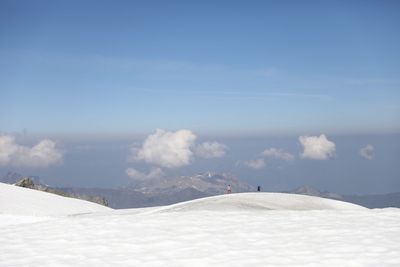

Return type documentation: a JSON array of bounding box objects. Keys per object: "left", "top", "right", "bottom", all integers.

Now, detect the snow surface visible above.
[
  {"left": 150, "top": 192, "right": 366, "bottom": 212},
  {"left": 1, "top": 182, "right": 400, "bottom": 266},
  {"left": 0, "top": 182, "right": 111, "bottom": 217}
]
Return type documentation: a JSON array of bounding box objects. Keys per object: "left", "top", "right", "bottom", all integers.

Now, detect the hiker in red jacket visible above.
[{"left": 226, "top": 184, "right": 232, "bottom": 194}]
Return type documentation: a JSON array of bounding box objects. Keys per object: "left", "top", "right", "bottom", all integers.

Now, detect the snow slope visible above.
[
  {"left": 150, "top": 192, "right": 366, "bottom": 213},
  {"left": 1, "top": 183, "right": 400, "bottom": 266},
  {"left": 0, "top": 182, "right": 111, "bottom": 217}
]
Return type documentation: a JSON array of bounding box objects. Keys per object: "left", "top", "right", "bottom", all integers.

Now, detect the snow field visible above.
[
  {"left": 1, "top": 208, "right": 400, "bottom": 266},
  {"left": 0, "top": 182, "right": 112, "bottom": 217},
  {"left": 1, "top": 183, "right": 400, "bottom": 266}
]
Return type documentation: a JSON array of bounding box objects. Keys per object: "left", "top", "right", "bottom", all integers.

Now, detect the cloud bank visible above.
[
  {"left": 0, "top": 135, "right": 63, "bottom": 167},
  {"left": 132, "top": 129, "right": 197, "bottom": 168},
  {"left": 360, "top": 144, "right": 374, "bottom": 160},
  {"left": 130, "top": 129, "right": 228, "bottom": 171},
  {"left": 299, "top": 134, "right": 336, "bottom": 160},
  {"left": 261, "top": 148, "right": 294, "bottom": 161},
  {"left": 195, "top": 141, "right": 227, "bottom": 159}
]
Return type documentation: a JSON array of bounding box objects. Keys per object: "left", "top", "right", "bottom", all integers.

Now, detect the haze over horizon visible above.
[{"left": 1, "top": 0, "right": 399, "bottom": 194}]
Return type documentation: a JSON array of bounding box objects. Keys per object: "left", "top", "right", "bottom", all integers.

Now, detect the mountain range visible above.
[
  {"left": 1, "top": 172, "right": 399, "bottom": 209},
  {"left": 1, "top": 171, "right": 253, "bottom": 208}
]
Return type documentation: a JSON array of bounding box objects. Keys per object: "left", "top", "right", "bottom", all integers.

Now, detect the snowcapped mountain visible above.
[
  {"left": 4, "top": 172, "right": 400, "bottom": 209},
  {"left": 61, "top": 172, "right": 255, "bottom": 208},
  {"left": 1, "top": 171, "right": 254, "bottom": 209},
  {"left": 133, "top": 171, "right": 254, "bottom": 195}
]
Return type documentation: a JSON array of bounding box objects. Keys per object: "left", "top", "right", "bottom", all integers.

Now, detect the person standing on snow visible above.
[{"left": 226, "top": 184, "right": 232, "bottom": 194}]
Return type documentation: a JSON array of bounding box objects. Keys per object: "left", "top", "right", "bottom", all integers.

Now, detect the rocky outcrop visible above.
[
  {"left": 14, "top": 177, "right": 109, "bottom": 207},
  {"left": 15, "top": 177, "right": 35, "bottom": 188}
]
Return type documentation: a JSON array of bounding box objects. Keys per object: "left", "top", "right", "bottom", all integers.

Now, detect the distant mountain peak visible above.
[
  {"left": 293, "top": 185, "right": 321, "bottom": 196},
  {"left": 1, "top": 172, "right": 44, "bottom": 185},
  {"left": 133, "top": 172, "right": 254, "bottom": 195}
]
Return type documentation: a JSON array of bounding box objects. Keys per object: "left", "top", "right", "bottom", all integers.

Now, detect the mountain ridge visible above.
[{"left": 2, "top": 172, "right": 400, "bottom": 209}]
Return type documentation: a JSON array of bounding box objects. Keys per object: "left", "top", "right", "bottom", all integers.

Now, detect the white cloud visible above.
[
  {"left": 360, "top": 144, "right": 374, "bottom": 160},
  {"left": 299, "top": 134, "right": 336, "bottom": 160},
  {"left": 261, "top": 148, "right": 294, "bottom": 161},
  {"left": 125, "top": 167, "right": 164, "bottom": 180},
  {"left": 244, "top": 158, "right": 266, "bottom": 169},
  {"left": 195, "top": 141, "right": 227, "bottom": 159},
  {"left": 132, "top": 129, "right": 197, "bottom": 168},
  {"left": 0, "top": 135, "right": 63, "bottom": 168}
]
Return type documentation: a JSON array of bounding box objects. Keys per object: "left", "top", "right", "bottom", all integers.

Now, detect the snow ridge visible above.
[
  {"left": 149, "top": 192, "right": 366, "bottom": 213},
  {"left": 0, "top": 182, "right": 111, "bottom": 217}
]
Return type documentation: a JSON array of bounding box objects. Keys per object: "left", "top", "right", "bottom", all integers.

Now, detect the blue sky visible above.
[
  {"left": 1, "top": 0, "right": 399, "bottom": 135},
  {"left": 0, "top": 1, "right": 399, "bottom": 193}
]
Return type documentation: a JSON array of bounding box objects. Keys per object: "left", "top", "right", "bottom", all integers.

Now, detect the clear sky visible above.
[
  {"left": 0, "top": 1, "right": 399, "bottom": 193},
  {"left": 1, "top": 0, "right": 399, "bottom": 135}
]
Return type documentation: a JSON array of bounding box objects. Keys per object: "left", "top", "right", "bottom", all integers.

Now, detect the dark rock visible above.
[{"left": 13, "top": 177, "right": 109, "bottom": 207}]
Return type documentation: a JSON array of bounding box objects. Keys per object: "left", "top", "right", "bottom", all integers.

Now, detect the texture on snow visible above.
[
  {"left": 150, "top": 192, "right": 366, "bottom": 213},
  {"left": 0, "top": 182, "right": 111, "bottom": 217},
  {"left": 1, "top": 182, "right": 400, "bottom": 266}
]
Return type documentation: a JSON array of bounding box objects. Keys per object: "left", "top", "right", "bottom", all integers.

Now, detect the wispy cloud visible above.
[
  {"left": 195, "top": 141, "right": 227, "bottom": 159},
  {"left": 360, "top": 144, "right": 374, "bottom": 160},
  {"left": 244, "top": 158, "right": 266, "bottom": 169},
  {"left": 261, "top": 148, "right": 295, "bottom": 161},
  {"left": 142, "top": 89, "right": 333, "bottom": 100},
  {"left": 344, "top": 78, "right": 400, "bottom": 86},
  {"left": 4, "top": 51, "right": 337, "bottom": 102},
  {"left": 265, "top": 92, "right": 333, "bottom": 100}
]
